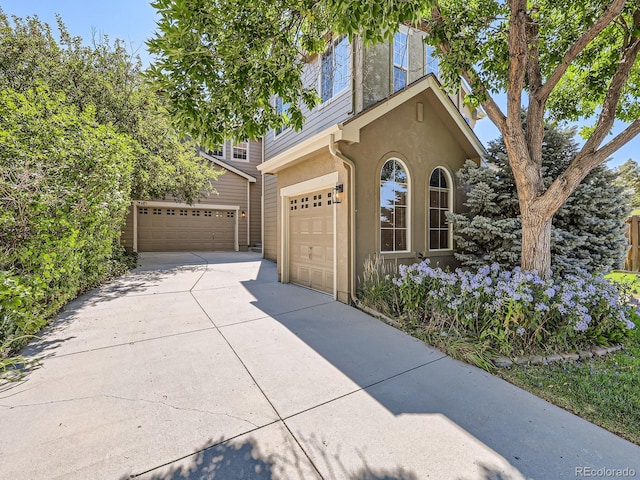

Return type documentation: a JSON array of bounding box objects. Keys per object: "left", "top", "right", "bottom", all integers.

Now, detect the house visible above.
[
  {"left": 121, "top": 139, "right": 263, "bottom": 252},
  {"left": 258, "top": 26, "right": 485, "bottom": 303}
]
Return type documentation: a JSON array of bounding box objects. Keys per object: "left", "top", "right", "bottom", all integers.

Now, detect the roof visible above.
[
  {"left": 259, "top": 75, "right": 486, "bottom": 174},
  {"left": 199, "top": 150, "right": 257, "bottom": 183}
]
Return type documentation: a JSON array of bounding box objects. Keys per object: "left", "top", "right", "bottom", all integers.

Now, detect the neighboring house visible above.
[
  {"left": 121, "top": 139, "right": 263, "bottom": 252},
  {"left": 258, "top": 27, "right": 485, "bottom": 303}
]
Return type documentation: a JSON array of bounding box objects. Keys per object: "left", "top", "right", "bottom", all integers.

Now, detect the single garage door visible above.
[
  {"left": 137, "top": 206, "right": 236, "bottom": 251},
  {"left": 289, "top": 189, "right": 334, "bottom": 294}
]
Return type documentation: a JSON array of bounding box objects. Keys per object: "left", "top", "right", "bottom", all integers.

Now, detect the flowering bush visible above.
[{"left": 393, "top": 260, "right": 637, "bottom": 356}]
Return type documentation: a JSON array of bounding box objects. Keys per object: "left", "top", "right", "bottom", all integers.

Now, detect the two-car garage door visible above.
[
  {"left": 288, "top": 189, "right": 334, "bottom": 294},
  {"left": 137, "top": 206, "right": 236, "bottom": 251}
]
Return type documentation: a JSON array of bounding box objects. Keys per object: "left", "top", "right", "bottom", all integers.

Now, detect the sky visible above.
[{"left": 1, "top": 0, "right": 637, "bottom": 168}]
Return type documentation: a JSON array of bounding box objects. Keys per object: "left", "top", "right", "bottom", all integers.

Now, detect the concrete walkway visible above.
[{"left": 1, "top": 252, "right": 638, "bottom": 480}]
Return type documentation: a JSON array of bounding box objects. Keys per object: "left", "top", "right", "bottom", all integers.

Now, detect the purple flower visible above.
[{"left": 574, "top": 320, "right": 589, "bottom": 332}]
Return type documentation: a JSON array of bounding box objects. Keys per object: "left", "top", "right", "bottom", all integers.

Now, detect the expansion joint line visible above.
[{"left": 189, "top": 282, "right": 326, "bottom": 480}]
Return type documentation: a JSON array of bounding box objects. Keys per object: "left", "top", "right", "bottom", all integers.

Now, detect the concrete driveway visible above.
[{"left": 1, "top": 252, "right": 638, "bottom": 480}]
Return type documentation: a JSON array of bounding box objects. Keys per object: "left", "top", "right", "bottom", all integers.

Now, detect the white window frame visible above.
[
  {"left": 428, "top": 166, "right": 454, "bottom": 252},
  {"left": 393, "top": 30, "right": 409, "bottom": 93},
  {"left": 380, "top": 158, "right": 411, "bottom": 254},
  {"left": 319, "top": 35, "right": 350, "bottom": 105},
  {"left": 232, "top": 140, "right": 249, "bottom": 161}
]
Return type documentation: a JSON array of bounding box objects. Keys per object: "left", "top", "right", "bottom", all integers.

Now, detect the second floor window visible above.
[
  {"left": 233, "top": 141, "right": 247, "bottom": 160},
  {"left": 321, "top": 36, "right": 349, "bottom": 103},
  {"left": 211, "top": 145, "right": 224, "bottom": 157},
  {"left": 393, "top": 31, "right": 408, "bottom": 92},
  {"left": 425, "top": 44, "right": 439, "bottom": 77},
  {"left": 275, "top": 97, "right": 290, "bottom": 136}
]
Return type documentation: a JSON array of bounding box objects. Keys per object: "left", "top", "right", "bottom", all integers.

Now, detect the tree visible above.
[
  {"left": 615, "top": 159, "right": 640, "bottom": 210},
  {"left": 449, "top": 123, "right": 630, "bottom": 275},
  {"left": 0, "top": 11, "right": 221, "bottom": 204},
  {"left": 147, "top": 0, "right": 640, "bottom": 274}
]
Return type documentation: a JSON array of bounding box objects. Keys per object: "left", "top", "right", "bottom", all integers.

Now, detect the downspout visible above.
[
  {"left": 246, "top": 179, "right": 251, "bottom": 248},
  {"left": 329, "top": 134, "right": 358, "bottom": 305},
  {"left": 261, "top": 137, "right": 265, "bottom": 258}
]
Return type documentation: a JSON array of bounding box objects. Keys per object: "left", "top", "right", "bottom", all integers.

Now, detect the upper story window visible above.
[
  {"left": 321, "top": 36, "right": 350, "bottom": 103},
  {"left": 393, "top": 31, "right": 409, "bottom": 92},
  {"left": 233, "top": 141, "right": 248, "bottom": 160},
  {"left": 429, "top": 167, "right": 452, "bottom": 251},
  {"left": 380, "top": 159, "right": 410, "bottom": 252},
  {"left": 275, "top": 97, "right": 290, "bottom": 136},
  {"left": 425, "top": 44, "right": 439, "bottom": 77},
  {"left": 211, "top": 144, "right": 224, "bottom": 157}
]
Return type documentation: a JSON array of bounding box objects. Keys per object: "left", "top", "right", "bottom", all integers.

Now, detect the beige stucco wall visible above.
[{"left": 340, "top": 88, "right": 479, "bottom": 287}]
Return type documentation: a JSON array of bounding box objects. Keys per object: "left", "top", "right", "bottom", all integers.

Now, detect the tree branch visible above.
[
  {"left": 541, "top": 118, "right": 640, "bottom": 215},
  {"left": 536, "top": 0, "right": 626, "bottom": 103},
  {"left": 580, "top": 23, "right": 640, "bottom": 154},
  {"left": 506, "top": 0, "right": 527, "bottom": 118},
  {"left": 525, "top": 8, "right": 544, "bottom": 168}
]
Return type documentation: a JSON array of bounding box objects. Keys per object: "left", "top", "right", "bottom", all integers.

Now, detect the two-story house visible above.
[
  {"left": 258, "top": 26, "right": 485, "bottom": 303},
  {"left": 121, "top": 139, "right": 263, "bottom": 253}
]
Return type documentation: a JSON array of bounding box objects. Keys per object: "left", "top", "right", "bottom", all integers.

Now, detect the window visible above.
[
  {"left": 424, "top": 44, "right": 439, "bottom": 77},
  {"left": 226, "top": 211, "right": 235, "bottom": 218},
  {"left": 211, "top": 145, "right": 224, "bottom": 157},
  {"left": 179, "top": 209, "right": 188, "bottom": 216},
  {"left": 153, "top": 208, "right": 162, "bottom": 215},
  {"left": 380, "top": 159, "right": 409, "bottom": 252},
  {"left": 275, "top": 97, "right": 290, "bottom": 136},
  {"left": 321, "top": 36, "right": 349, "bottom": 103},
  {"left": 233, "top": 141, "right": 248, "bottom": 160},
  {"left": 429, "top": 167, "right": 452, "bottom": 250},
  {"left": 393, "top": 31, "right": 408, "bottom": 92}
]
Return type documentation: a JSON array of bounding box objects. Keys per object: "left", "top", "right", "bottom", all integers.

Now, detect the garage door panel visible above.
[
  {"left": 137, "top": 206, "right": 236, "bottom": 252},
  {"left": 288, "top": 188, "right": 334, "bottom": 295}
]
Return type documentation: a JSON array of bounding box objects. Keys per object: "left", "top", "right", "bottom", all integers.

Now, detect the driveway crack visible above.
[{"left": 0, "top": 394, "right": 261, "bottom": 428}]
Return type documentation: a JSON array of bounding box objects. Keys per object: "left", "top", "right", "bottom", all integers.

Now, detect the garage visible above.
[
  {"left": 288, "top": 188, "right": 334, "bottom": 294},
  {"left": 135, "top": 204, "right": 237, "bottom": 252}
]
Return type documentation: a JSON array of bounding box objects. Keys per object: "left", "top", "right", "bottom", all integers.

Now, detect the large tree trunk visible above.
[{"left": 520, "top": 209, "right": 553, "bottom": 274}]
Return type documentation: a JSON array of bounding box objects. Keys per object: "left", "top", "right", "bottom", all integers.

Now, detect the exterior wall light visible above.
[
  {"left": 241, "top": 210, "right": 247, "bottom": 218},
  {"left": 333, "top": 184, "right": 344, "bottom": 204}
]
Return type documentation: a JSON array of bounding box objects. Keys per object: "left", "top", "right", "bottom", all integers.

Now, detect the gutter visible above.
[{"left": 328, "top": 134, "right": 358, "bottom": 305}]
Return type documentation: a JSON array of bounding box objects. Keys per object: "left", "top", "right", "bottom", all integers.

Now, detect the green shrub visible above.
[
  {"left": 0, "top": 87, "right": 136, "bottom": 362},
  {"left": 358, "top": 255, "right": 402, "bottom": 317}
]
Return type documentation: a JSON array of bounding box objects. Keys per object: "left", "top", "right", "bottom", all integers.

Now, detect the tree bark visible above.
[{"left": 520, "top": 208, "right": 553, "bottom": 274}]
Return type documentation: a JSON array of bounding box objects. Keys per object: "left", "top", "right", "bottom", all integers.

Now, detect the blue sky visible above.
[{"left": 1, "top": 0, "right": 637, "bottom": 167}]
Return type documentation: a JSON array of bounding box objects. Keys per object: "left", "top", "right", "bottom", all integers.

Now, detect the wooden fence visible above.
[{"left": 625, "top": 216, "right": 640, "bottom": 271}]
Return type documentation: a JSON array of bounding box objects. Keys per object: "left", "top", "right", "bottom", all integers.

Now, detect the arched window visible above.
[
  {"left": 429, "top": 167, "right": 452, "bottom": 250},
  {"left": 380, "top": 159, "right": 409, "bottom": 252}
]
